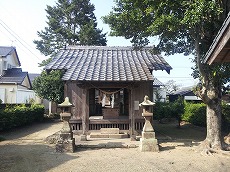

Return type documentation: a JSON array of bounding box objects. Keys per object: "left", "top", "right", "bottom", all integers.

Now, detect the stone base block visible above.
[
  {"left": 140, "top": 138, "right": 159, "bottom": 152},
  {"left": 142, "top": 131, "right": 155, "bottom": 139},
  {"left": 56, "top": 138, "right": 75, "bottom": 153},
  {"left": 59, "top": 133, "right": 73, "bottom": 140},
  {"left": 80, "top": 135, "right": 87, "bottom": 141}
]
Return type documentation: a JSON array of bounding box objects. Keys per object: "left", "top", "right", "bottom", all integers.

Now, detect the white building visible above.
[{"left": 0, "top": 46, "right": 38, "bottom": 104}]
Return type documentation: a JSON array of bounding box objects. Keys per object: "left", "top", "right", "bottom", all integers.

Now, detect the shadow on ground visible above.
[
  {"left": 0, "top": 144, "right": 76, "bottom": 172},
  {"left": 0, "top": 119, "right": 61, "bottom": 140}
]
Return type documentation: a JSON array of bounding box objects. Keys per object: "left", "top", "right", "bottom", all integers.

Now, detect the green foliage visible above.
[
  {"left": 0, "top": 104, "right": 44, "bottom": 131},
  {"left": 103, "top": 0, "right": 226, "bottom": 55},
  {"left": 153, "top": 97, "right": 184, "bottom": 126},
  {"left": 103, "top": 0, "right": 230, "bottom": 91},
  {"left": 153, "top": 102, "right": 171, "bottom": 120},
  {"left": 154, "top": 100, "right": 230, "bottom": 129},
  {"left": 182, "top": 102, "right": 206, "bottom": 127},
  {"left": 222, "top": 104, "right": 230, "bottom": 131},
  {"left": 34, "top": 0, "right": 107, "bottom": 56},
  {"left": 32, "top": 70, "right": 64, "bottom": 103}
]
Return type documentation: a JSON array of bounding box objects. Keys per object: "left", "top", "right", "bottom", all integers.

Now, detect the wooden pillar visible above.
[
  {"left": 82, "top": 88, "right": 89, "bottom": 135},
  {"left": 129, "top": 88, "right": 135, "bottom": 136},
  {"left": 64, "top": 81, "right": 68, "bottom": 98}
]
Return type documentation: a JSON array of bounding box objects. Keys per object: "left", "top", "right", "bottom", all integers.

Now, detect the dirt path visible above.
[{"left": 0, "top": 121, "right": 230, "bottom": 172}]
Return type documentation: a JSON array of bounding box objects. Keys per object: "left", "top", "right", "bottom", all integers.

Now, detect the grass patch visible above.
[{"left": 154, "top": 120, "right": 206, "bottom": 141}]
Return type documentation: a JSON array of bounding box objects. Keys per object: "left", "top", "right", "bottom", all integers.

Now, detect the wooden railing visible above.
[
  {"left": 69, "top": 118, "right": 145, "bottom": 132},
  {"left": 70, "top": 119, "right": 82, "bottom": 131}
]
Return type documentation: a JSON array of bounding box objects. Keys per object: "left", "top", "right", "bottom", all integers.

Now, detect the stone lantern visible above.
[
  {"left": 139, "top": 95, "right": 159, "bottom": 152},
  {"left": 56, "top": 97, "right": 75, "bottom": 152}
]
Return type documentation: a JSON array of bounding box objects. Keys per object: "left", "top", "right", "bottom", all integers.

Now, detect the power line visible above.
[
  {"left": 0, "top": 19, "right": 42, "bottom": 61},
  {"left": 154, "top": 76, "right": 194, "bottom": 79}
]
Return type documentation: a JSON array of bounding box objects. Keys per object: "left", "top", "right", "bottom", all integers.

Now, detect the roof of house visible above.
[
  {"left": 45, "top": 46, "right": 172, "bottom": 81},
  {"left": 204, "top": 12, "right": 230, "bottom": 64},
  {"left": 169, "top": 86, "right": 194, "bottom": 96},
  {"left": 0, "top": 46, "right": 21, "bottom": 66},
  {"left": 0, "top": 68, "right": 30, "bottom": 85},
  {"left": 153, "top": 78, "right": 164, "bottom": 87},
  {"left": 28, "top": 73, "right": 40, "bottom": 83}
]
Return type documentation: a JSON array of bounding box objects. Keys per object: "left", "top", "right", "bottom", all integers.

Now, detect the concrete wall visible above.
[
  {"left": 0, "top": 84, "right": 37, "bottom": 104},
  {"left": 0, "top": 84, "right": 17, "bottom": 103}
]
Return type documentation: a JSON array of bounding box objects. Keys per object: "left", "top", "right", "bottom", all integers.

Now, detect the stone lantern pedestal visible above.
[
  {"left": 56, "top": 97, "right": 75, "bottom": 153},
  {"left": 139, "top": 96, "right": 159, "bottom": 152}
]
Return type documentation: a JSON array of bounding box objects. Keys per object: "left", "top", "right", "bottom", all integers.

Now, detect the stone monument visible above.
[
  {"left": 56, "top": 97, "right": 75, "bottom": 153},
  {"left": 139, "top": 95, "right": 159, "bottom": 152}
]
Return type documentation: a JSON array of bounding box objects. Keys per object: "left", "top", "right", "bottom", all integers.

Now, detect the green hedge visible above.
[
  {"left": 154, "top": 101, "right": 230, "bottom": 130},
  {"left": 0, "top": 104, "right": 44, "bottom": 131},
  {"left": 153, "top": 102, "right": 172, "bottom": 120},
  {"left": 153, "top": 97, "right": 184, "bottom": 125},
  {"left": 182, "top": 102, "right": 206, "bottom": 127}
]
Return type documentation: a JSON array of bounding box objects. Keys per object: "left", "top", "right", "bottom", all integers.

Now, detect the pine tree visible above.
[{"left": 34, "top": 0, "right": 107, "bottom": 57}]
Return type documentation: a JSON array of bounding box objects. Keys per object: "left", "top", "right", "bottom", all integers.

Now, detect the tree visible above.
[
  {"left": 103, "top": 0, "right": 230, "bottom": 152},
  {"left": 34, "top": 0, "right": 107, "bottom": 57},
  {"left": 165, "top": 80, "right": 180, "bottom": 94},
  {"left": 33, "top": 70, "right": 64, "bottom": 103},
  {"left": 33, "top": 0, "right": 107, "bottom": 103},
  {"left": 171, "top": 96, "right": 185, "bottom": 128}
]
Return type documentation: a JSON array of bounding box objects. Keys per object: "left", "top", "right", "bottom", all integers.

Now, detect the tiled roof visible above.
[
  {"left": 0, "top": 46, "right": 21, "bottom": 66},
  {"left": 153, "top": 78, "right": 164, "bottom": 87},
  {"left": 45, "top": 46, "right": 172, "bottom": 81},
  {"left": 170, "top": 86, "right": 194, "bottom": 96},
  {"left": 0, "top": 68, "right": 28, "bottom": 84}
]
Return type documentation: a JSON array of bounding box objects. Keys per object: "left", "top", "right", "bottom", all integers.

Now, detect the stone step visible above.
[
  {"left": 100, "top": 128, "right": 119, "bottom": 134},
  {"left": 90, "top": 132, "right": 129, "bottom": 139}
]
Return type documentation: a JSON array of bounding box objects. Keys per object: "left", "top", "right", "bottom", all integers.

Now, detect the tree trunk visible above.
[
  {"left": 194, "top": 37, "right": 225, "bottom": 152},
  {"left": 205, "top": 98, "right": 222, "bottom": 150}
]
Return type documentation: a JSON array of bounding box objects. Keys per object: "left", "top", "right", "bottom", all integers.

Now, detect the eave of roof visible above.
[
  {"left": 153, "top": 77, "right": 164, "bottom": 87},
  {"left": 0, "top": 46, "right": 21, "bottom": 66},
  {"left": 0, "top": 68, "right": 28, "bottom": 85},
  {"left": 45, "top": 46, "right": 172, "bottom": 82},
  {"left": 204, "top": 12, "right": 230, "bottom": 64}
]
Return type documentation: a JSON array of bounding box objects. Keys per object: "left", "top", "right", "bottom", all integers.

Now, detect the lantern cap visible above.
[
  {"left": 139, "top": 95, "right": 155, "bottom": 106},
  {"left": 58, "top": 97, "right": 73, "bottom": 107}
]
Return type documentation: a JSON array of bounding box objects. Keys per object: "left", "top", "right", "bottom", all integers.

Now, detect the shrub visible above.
[
  {"left": 153, "top": 97, "right": 184, "bottom": 126},
  {"left": 153, "top": 102, "right": 172, "bottom": 120},
  {"left": 154, "top": 100, "right": 230, "bottom": 129},
  {"left": 182, "top": 102, "right": 206, "bottom": 127},
  {"left": 0, "top": 104, "right": 44, "bottom": 131}
]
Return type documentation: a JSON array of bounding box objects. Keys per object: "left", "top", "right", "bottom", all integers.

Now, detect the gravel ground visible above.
[{"left": 0, "top": 120, "right": 229, "bottom": 172}]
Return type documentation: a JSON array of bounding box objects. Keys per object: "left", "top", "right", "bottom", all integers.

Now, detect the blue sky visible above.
[{"left": 0, "top": 0, "right": 198, "bottom": 87}]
